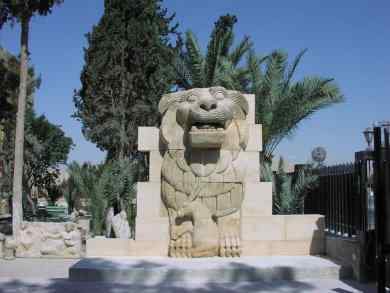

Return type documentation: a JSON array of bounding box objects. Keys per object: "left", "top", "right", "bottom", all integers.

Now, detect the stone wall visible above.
[
  {"left": 325, "top": 233, "right": 376, "bottom": 282},
  {"left": 15, "top": 221, "right": 84, "bottom": 258}
]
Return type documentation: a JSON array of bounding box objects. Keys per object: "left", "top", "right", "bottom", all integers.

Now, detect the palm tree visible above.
[
  {"left": 244, "top": 49, "right": 344, "bottom": 163},
  {"left": 175, "top": 14, "right": 252, "bottom": 90},
  {"left": 64, "top": 160, "right": 139, "bottom": 236},
  {"left": 269, "top": 158, "right": 318, "bottom": 215},
  {"left": 175, "top": 16, "right": 343, "bottom": 164}
]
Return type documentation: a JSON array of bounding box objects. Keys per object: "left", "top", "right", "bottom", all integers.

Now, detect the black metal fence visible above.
[
  {"left": 304, "top": 163, "right": 366, "bottom": 237},
  {"left": 304, "top": 127, "right": 390, "bottom": 290}
]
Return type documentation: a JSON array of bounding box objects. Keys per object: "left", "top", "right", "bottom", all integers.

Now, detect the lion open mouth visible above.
[
  {"left": 190, "top": 122, "right": 225, "bottom": 132},
  {"left": 189, "top": 122, "right": 226, "bottom": 149}
]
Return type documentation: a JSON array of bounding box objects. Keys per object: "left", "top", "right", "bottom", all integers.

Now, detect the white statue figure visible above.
[{"left": 111, "top": 210, "right": 131, "bottom": 239}]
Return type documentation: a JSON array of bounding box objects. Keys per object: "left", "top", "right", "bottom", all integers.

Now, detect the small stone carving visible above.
[
  {"left": 159, "top": 87, "right": 249, "bottom": 257},
  {"left": 62, "top": 222, "right": 80, "bottom": 256},
  {"left": 15, "top": 222, "right": 82, "bottom": 258},
  {"left": 4, "top": 237, "right": 17, "bottom": 260},
  {"left": 0, "top": 197, "right": 10, "bottom": 217},
  {"left": 41, "top": 227, "right": 64, "bottom": 256},
  {"left": 18, "top": 222, "right": 35, "bottom": 257}
]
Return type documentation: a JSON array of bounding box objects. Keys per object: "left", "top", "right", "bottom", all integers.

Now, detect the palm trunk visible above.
[{"left": 12, "top": 17, "right": 30, "bottom": 238}]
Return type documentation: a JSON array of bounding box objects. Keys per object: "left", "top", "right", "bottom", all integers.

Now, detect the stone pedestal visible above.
[{"left": 69, "top": 256, "right": 351, "bottom": 283}]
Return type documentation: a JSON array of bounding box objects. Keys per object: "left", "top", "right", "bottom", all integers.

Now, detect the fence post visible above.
[{"left": 373, "top": 127, "right": 386, "bottom": 292}]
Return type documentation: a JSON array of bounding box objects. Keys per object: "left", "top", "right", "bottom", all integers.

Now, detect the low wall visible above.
[
  {"left": 14, "top": 221, "right": 85, "bottom": 258},
  {"left": 325, "top": 232, "right": 376, "bottom": 282},
  {"left": 87, "top": 215, "right": 325, "bottom": 257}
]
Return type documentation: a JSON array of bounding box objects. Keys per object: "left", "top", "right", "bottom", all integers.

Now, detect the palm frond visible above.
[
  {"left": 229, "top": 36, "right": 252, "bottom": 67},
  {"left": 262, "top": 50, "right": 287, "bottom": 105},
  {"left": 184, "top": 30, "right": 205, "bottom": 87},
  {"left": 283, "top": 48, "right": 307, "bottom": 93}
]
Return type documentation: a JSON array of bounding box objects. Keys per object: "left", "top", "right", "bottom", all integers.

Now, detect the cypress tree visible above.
[{"left": 74, "top": 0, "right": 179, "bottom": 160}]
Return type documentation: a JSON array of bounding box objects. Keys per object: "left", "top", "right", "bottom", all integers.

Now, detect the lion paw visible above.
[
  {"left": 169, "top": 233, "right": 192, "bottom": 258},
  {"left": 219, "top": 232, "right": 241, "bottom": 257}
]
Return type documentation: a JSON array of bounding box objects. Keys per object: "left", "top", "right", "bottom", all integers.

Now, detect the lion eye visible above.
[{"left": 214, "top": 91, "right": 225, "bottom": 100}]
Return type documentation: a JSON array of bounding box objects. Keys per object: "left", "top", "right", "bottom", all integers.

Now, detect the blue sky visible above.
[{"left": 0, "top": 0, "right": 389, "bottom": 165}]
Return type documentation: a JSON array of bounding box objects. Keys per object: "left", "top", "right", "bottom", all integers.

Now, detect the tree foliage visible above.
[
  {"left": 24, "top": 112, "right": 73, "bottom": 198},
  {"left": 0, "top": 0, "right": 64, "bottom": 233},
  {"left": 176, "top": 16, "right": 343, "bottom": 162},
  {"left": 245, "top": 49, "right": 344, "bottom": 162},
  {"left": 175, "top": 14, "right": 251, "bottom": 90},
  {"left": 74, "top": 0, "right": 179, "bottom": 160},
  {"left": 0, "top": 0, "right": 63, "bottom": 26},
  {"left": 0, "top": 48, "right": 72, "bottom": 213},
  {"left": 270, "top": 158, "right": 318, "bottom": 215},
  {"left": 63, "top": 159, "right": 139, "bottom": 236}
]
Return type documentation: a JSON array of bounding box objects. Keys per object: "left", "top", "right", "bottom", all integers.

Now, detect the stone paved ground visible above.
[{"left": 0, "top": 258, "right": 376, "bottom": 293}]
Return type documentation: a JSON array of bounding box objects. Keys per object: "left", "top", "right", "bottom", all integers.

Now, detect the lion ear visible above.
[
  {"left": 230, "top": 93, "right": 249, "bottom": 116},
  {"left": 158, "top": 92, "right": 185, "bottom": 114},
  {"left": 160, "top": 108, "right": 185, "bottom": 149}
]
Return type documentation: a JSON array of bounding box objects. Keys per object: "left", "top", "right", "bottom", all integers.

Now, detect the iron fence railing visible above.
[{"left": 304, "top": 163, "right": 362, "bottom": 237}]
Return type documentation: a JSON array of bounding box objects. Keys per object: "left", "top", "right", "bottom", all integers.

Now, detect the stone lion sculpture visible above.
[{"left": 159, "top": 87, "right": 249, "bottom": 258}]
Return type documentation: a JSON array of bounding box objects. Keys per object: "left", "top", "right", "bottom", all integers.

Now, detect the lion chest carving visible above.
[{"left": 159, "top": 87, "right": 249, "bottom": 258}]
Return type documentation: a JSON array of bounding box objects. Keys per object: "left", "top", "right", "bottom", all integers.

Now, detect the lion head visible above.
[{"left": 158, "top": 87, "right": 249, "bottom": 151}]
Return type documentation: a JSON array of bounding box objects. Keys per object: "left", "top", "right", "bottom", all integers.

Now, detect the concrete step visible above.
[{"left": 69, "top": 256, "right": 352, "bottom": 284}]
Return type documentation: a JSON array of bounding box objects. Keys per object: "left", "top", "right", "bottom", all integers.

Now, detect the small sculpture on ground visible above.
[
  {"left": 159, "top": 87, "right": 249, "bottom": 258},
  {"left": 0, "top": 196, "right": 10, "bottom": 217},
  {"left": 105, "top": 208, "right": 131, "bottom": 239},
  {"left": 105, "top": 207, "right": 115, "bottom": 238},
  {"left": 111, "top": 210, "right": 131, "bottom": 239}
]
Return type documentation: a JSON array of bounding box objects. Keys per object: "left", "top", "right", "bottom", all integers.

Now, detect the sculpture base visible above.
[{"left": 69, "top": 256, "right": 352, "bottom": 283}]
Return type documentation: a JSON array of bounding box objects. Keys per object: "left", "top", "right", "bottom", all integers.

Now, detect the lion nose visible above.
[{"left": 199, "top": 100, "right": 217, "bottom": 111}]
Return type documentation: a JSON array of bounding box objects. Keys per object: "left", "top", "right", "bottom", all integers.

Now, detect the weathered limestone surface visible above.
[
  {"left": 159, "top": 87, "right": 254, "bottom": 257},
  {"left": 88, "top": 215, "right": 325, "bottom": 257},
  {"left": 131, "top": 87, "right": 325, "bottom": 259},
  {"left": 15, "top": 222, "right": 83, "bottom": 258}
]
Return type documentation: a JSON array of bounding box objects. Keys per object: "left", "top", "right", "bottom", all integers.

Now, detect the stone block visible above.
[
  {"left": 284, "top": 215, "right": 325, "bottom": 241},
  {"left": 87, "top": 238, "right": 131, "bottom": 257},
  {"left": 70, "top": 255, "right": 347, "bottom": 283},
  {"left": 87, "top": 238, "right": 169, "bottom": 257},
  {"left": 138, "top": 127, "right": 160, "bottom": 151},
  {"left": 242, "top": 151, "right": 260, "bottom": 182},
  {"left": 244, "top": 94, "right": 255, "bottom": 125},
  {"left": 242, "top": 182, "right": 272, "bottom": 216},
  {"left": 129, "top": 240, "right": 169, "bottom": 256},
  {"left": 241, "top": 216, "right": 285, "bottom": 241},
  {"left": 149, "top": 150, "right": 164, "bottom": 182},
  {"left": 135, "top": 217, "right": 169, "bottom": 241},
  {"left": 270, "top": 239, "right": 325, "bottom": 255},
  {"left": 246, "top": 124, "right": 262, "bottom": 151},
  {"left": 136, "top": 182, "right": 162, "bottom": 218},
  {"left": 242, "top": 239, "right": 325, "bottom": 256}
]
